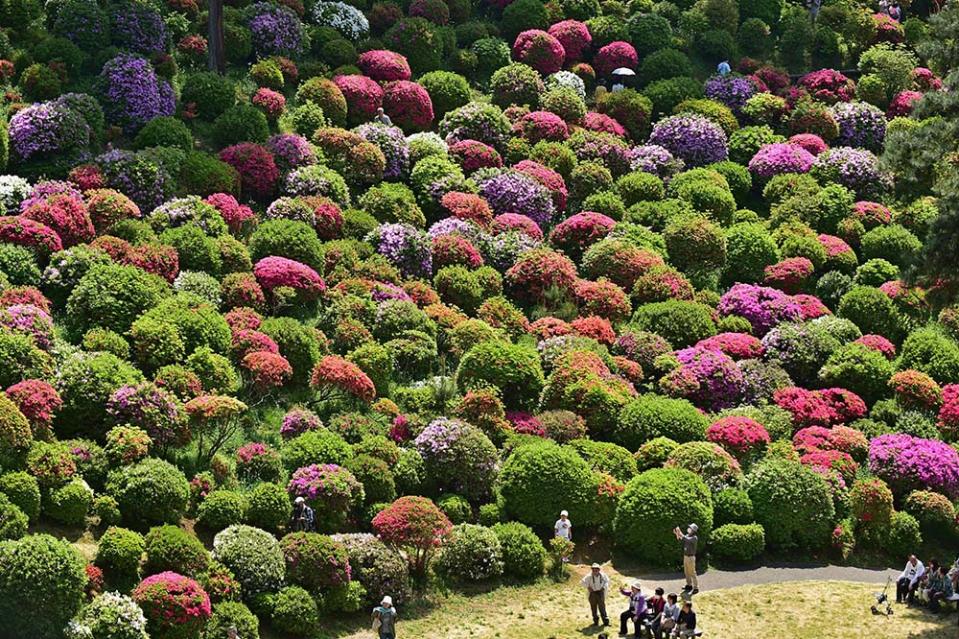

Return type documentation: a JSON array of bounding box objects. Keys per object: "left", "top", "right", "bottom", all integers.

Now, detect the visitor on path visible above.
[
  {"left": 652, "top": 593, "right": 680, "bottom": 639},
  {"left": 927, "top": 565, "right": 954, "bottom": 611},
  {"left": 897, "top": 554, "right": 925, "bottom": 604},
  {"left": 888, "top": 1, "right": 902, "bottom": 20},
  {"left": 290, "top": 496, "right": 315, "bottom": 532},
  {"left": 581, "top": 563, "right": 610, "bottom": 626},
  {"left": 372, "top": 595, "right": 397, "bottom": 639},
  {"left": 717, "top": 60, "right": 731, "bottom": 76},
  {"left": 374, "top": 107, "right": 393, "bottom": 126},
  {"left": 619, "top": 581, "right": 647, "bottom": 638},
  {"left": 673, "top": 601, "right": 697, "bottom": 638},
  {"left": 555, "top": 510, "right": 572, "bottom": 561},
  {"left": 674, "top": 524, "right": 699, "bottom": 594}
]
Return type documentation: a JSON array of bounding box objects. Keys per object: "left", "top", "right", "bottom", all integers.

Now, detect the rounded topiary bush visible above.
[
  {"left": 497, "top": 440, "right": 601, "bottom": 528},
  {"left": 455, "top": 341, "right": 544, "bottom": 410},
  {"left": 205, "top": 601, "right": 259, "bottom": 639},
  {"left": 491, "top": 521, "right": 546, "bottom": 579},
  {"left": 196, "top": 490, "right": 248, "bottom": 533},
  {"left": 132, "top": 571, "right": 211, "bottom": 639},
  {"left": 105, "top": 458, "right": 190, "bottom": 528},
  {"left": 713, "top": 488, "right": 754, "bottom": 527},
  {"left": 212, "top": 525, "right": 285, "bottom": 596},
  {"left": 144, "top": 524, "right": 210, "bottom": 578},
  {"left": 614, "top": 395, "right": 709, "bottom": 450},
  {"left": 246, "top": 482, "right": 293, "bottom": 532},
  {"left": 0, "top": 534, "right": 88, "bottom": 639},
  {"left": 433, "top": 523, "right": 504, "bottom": 582},
  {"left": 613, "top": 468, "right": 713, "bottom": 566},
  {"left": 744, "top": 458, "right": 835, "bottom": 550},
  {"left": 709, "top": 523, "right": 765, "bottom": 563},
  {"left": 271, "top": 585, "right": 319, "bottom": 636},
  {"left": 95, "top": 525, "right": 145, "bottom": 584},
  {"left": 280, "top": 531, "right": 351, "bottom": 591}
]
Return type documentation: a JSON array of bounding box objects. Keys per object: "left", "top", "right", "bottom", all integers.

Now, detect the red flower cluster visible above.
[
  {"left": 85, "top": 189, "right": 141, "bottom": 232},
  {"left": 505, "top": 247, "right": 578, "bottom": 302},
  {"left": 854, "top": 333, "right": 896, "bottom": 358},
  {"left": 441, "top": 192, "right": 493, "bottom": 227},
  {"left": 206, "top": 193, "right": 255, "bottom": 234},
  {"left": 358, "top": 50, "right": 412, "bottom": 81},
  {"left": 938, "top": 384, "right": 959, "bottom": 439},
  {"left": 793, "top": 294, "right": 831, "bottom": 319},
  {"left": 252, "top": 87, "right": 286, "bottom": 120},
  {"left": 696, "top": 332, "right": 764, "bottom": 359},
  {"left": 310, "top": 355, "right": 376, "bottom": 403},
  {"left": 5, "top": 379, "right": 62, "bottom": 436},
  {"left": 432, "top": 233, "right": 483, "bottom": 269},
  {"left": 492, "top": 213, "right": 543, "bottom": 240},
  {"left": 593, "top": 41, "right": 638, "bottom": 76},
  {"left": 798, "top": 69, "right": 855, "bottom": 104},
  {"left": 242, "top": 350, "right": 293, "bottom": 390},
  {"left": 547, "top": 20, "right": 591, "bottom": 62},
  {"left": 253, "top": 256, "right": 326, "bottom": 297},
  {"left": 125, "top": 243, "right": 179, "bottom": 282},
  {"left": 887, "top": 90, "right": 922, "bottom": 118},
  {"left": 133, "top": 572, "right": 211, "bottom": 636},
  {"left": 371, "top": 496, "right": 452, "bottom": 574},
  {"left": 231, "top": 328, "right": 280, "bottom": 358},
  {"left": 763, "top": 257, "right": 814, "bottom": 293},
  {"left": 218, "top": 143, "right": 280, "bottom": 201},
  {"left": 301, "top": 195, "right": 344, "bottom": 240},
  {"left": 512, "top": 30, "right": 566, "bottom": 75},
  {"left": 514, "top": 111, "right": 570, "bottom": 143},
  {"left": 853, "top": 200, "right": 892, "bottom": 228},
  {"left": 68, "top": 164, "right": 105, "bottom": 191},
  {"left": 334, "top": 74, "right": 385, "bottom": 125},
  {"left": 774, "top": 386, "right": 866, "bottom": 428},
  {"left": 571, "top": 315, "right": 615, "bottom": 345},
  {"left": 0, "top": 285, "right": 51, "bottom": 312},
  {"left": 549, "top": 211, "right": 615, "bottom": 257},
  {"left": 225, "top": 307, "right": 263, "bottom": 332},
  {"left": 583, "top": 112, "right": 627, "bottom": 137},
  {"left": 572, "top": 278, "right": 631, "bottom": 323},
  {"left": 706, "top": 416, "right": 770, "bottom": 461},
  {"left": 529, "top": 316, "right": 573, "bottom": 340},
  {"left": 449, "top": 139, "right": 503, "bottom": 173},
  {"left": 787, "top": 133, "right": 828, "bottom": 156},
  {"left": 383, "top": 80, "right": 434, "bottom": 131}
]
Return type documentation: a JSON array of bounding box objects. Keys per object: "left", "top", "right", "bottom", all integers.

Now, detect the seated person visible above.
[
  {"left": 653, "top": 593, "right": 680, "bottom": 639},
  {"left": 929, "top": 565, "right": 954, "bottom": 612},
  {"left": 672, "top": 601, "right": 697, "bottom": 638},
  {"left": 619, "top": 582, "right": 646, "bottom": 638},
  {"left": 897, "top": 555, "right": 925, "bottom": 604},
  {"left": 647, "top": 588, "right": 666, "bottom": 618}
]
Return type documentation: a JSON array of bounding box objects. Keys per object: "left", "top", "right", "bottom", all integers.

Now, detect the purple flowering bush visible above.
[
  {"left": 868, "top": 434, "right": 959, "bottom": 498},
  {"left": 649, "top": 114, "right": 728, "bottom": 167},
  {"left": 811, "top": 146, "right": 891, "bottom": 199},
  {"left": 718, "top": 284, "right": 803, "bottom": 336},
  {"left": 355, "top": 124, "right": 410, "bottom": 180},
  {"left": 629, "top": 144, "right": 685, "bottom": 179},
  {"left": 248, "top": 2, "right": 306, "bottom": 56},
  {"left": 369, "top": 223, "right": 433, "bottom": 278},
  {"left": 830, "top": 102, "right": 887, "bottom": 152},
  {"left": 107, "top": 382, "right": 187, "bottom": 449},
  {"left": 748, "top": 143, "right": 816, "bottom": 178},
  {"left": 704, "top": 75, "right": 756, "bottom": 114},
  {"left": 669, "top": 346, "right": 745, "bottom": 410},
  {"left": 474, "top": 169, "right": 556, "bottom": 227},
  {"left": 287, "top": 464, "right": 365, "bottom": 529},
  {"left": 98, "top": 55, "right": 175, "bottom": 133},
  {"left": 413, "top": 418, "right": 499, "bottom": 499}
]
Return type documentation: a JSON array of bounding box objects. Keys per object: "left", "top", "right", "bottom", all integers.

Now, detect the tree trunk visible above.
[{"left": 208, "top": 0, "right": 225, "bottom": 74}]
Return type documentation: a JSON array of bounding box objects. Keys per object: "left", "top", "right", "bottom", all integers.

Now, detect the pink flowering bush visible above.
[
  {"left": 583, "top": 112, "right": 627, "bottom": 137},
  {"left": 505, "top": 247, "right": 578, "bottom": 302},
  {"left": 0, "top": 216, "right": 63, "bottom": 256},
  {"left": 132, "top": 571, "right": 211, "bottom": 639},
  {"left": 371, "top": 496, "right": 452, "bottom": 576},
  {"left": 310, "top": 355, "right": 376, "bottom": 403},
  {"left": 512, "top": 30, "right": 566, "bottom": 75},
  {"left": 513, "top": 160, "right": 568, "bottom": 211},
  {"left": 333, "top": 74, "right": 385, "bottom": 126},
  {"left": 235, "top": 441, "right": 283, "bottom": 482},
  {"left": 717, "top": 283, "right": 803, "bottom": 336},
  {"left": 548, "top": 211, "right": 615, "bottom": 258},
  {"left": 287, "top": 463, "right": 364, "bottom": 528},
  {"left": 492, "top": 213, "right": 543, "bottom": 240},
  {"left": 593, "top": 41, "right": 637, "bottom": 76},
  {"left": 889, "top": 369, "right": 942, "bottom": 410},
  {"left": 513, "top": 111, "right": 570, "bottom": 143},
  {"left": 911, "top": 67, "right": 941, "bottom": 91},
  {"left": 382, "top": 80, "right": 434, "bottom": 132},
  {"left": 763, "top": 257, "right": 815, "bottom": 293},
  {"left": 242, "top": 351, "right": 293, "bottom": 390},
  {"left": 252, "top": 88, "right": 286, "bottom": 121},
  {"left": 547, "top": 20, "right": 591, "bottom": 62},
  {"left": 852, "top": 200, "right": 892, "bottom": 228},
  {"left": 799, "top": 69, "right": 855, "bottom": 104},
  {"left": 788, "top": 133, "right": 828, "bottom": 156},
  {"left": 205, "top": 193, "right": 255, "bottom": 234},
  {"left": 572, "top": 278, "right": 631, "bottom": 322},
  {"left": 706, "top": 416, "right": 770, "bottom": 463},
  {"left": 868, "top": 434, "right": 959, "bottom": 498},
  {"left": 358, "top": 50, "right": 412, "bottom": 81},
  {"left": 696, "top": 332, "right": 764, "bottom": 359},
  {"left": 748, "top": 143, "right": 816, "bottom": 178},
  {"left": 253, "top": 256, "right": 326, "bottom": 297},
  {"left": 448, "top": 139, "right": 503, "bottom": 173},
  {"left": 887, "top": 90, "right": 922, "bottom": 118},
  {"left": 5, "top": 378, "right": 61, "bottom": 437},
  {"left": 22, "top": 194, "right": 95, "bottom": 247}
]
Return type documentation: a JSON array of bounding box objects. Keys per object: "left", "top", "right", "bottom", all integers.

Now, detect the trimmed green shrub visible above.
[
  {"left": 106, "top": 458, "right": 190, "bottom": 528},
  {"left": 44, "top": 478, "right": 92, "bottom": 526},
  {"left": 744, "top": 458, "right": 834, "bottom": 550},
  {"left": 144, "top": 524, "right": 210, "bottom": 577},
  {"left": 713, "top": 488, "right": 753, "bottom": 527},
  {"left": 95, "top": 526, "right": 145, "bottom": 584},
  {"left": 197, "top": 490, "right": 249, "bottom": 532},
  {"left": 272, "top": 585, "right": 319, "bottom": 635},
  {"left": 66, "top": 263, "right": 169, "bottom": 337},
  {"left": 247, "top": 482, "right": 293, "bottom": 532},
  {"left": 710, "top": 523, "right": 765, "bottom": 562},
  {"left": 0, "top": 472, "right": 40, "bottom": 521},
  {"left": 455, "top": 342, "right": 544, "bottom": 410},
  {"left": 615, "top": 395, "right": 708, "bottom": 450},
  {"left": 433, "top": 523, "right": 504, "bottom": 582},
  {"left": 180, "top": 72, "right": 236, "bottom": 120},
  {"left": 630, "top": 300, "right": 716, "bottom": 348},
  {"left": 491, "top": 521, "right": 546, "bottom": 579}
]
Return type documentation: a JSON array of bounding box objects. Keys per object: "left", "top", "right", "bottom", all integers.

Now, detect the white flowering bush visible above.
[
  {"left": 64, "top": 592, "right": 149, "bottom": 639},
  {"left": 0, "top": 175, "right": 31, "bottom": 212},
  {"left": 547, "top": 71, "right": 586, "bottom": 99},
  {"left": 311, "top": 1, "right": 369, "bottom": 41},
  {"left": 212, "top": 525, "right": 285, "bottom": 595},
  {"left": 406, "top": 131, "right": 449, "bottom": 164}
]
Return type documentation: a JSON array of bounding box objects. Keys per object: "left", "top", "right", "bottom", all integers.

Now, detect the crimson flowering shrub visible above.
[
  {"left": 593, "top": 41, "right": 637, "bottom": 76},
  {"left": 748, "top": 142, "right": 816, "bottom": 178},
  {"left": 764, "top": 257, "right": 815, "bottom": 293},
  {"left": 218, "top": 144, "right": 279, "bottom": 201},
  {"left": 0, "top": 216, "right": 63, "bottom": 257},
  {"left": 513, "top": 111, "right": 570, "bottom": 143},
  {"left": 504, "top": 247, "right": 577, "bottom": 302},
  {"left": 492, "top": 213, "right": 543, "bottom": 240},
  {"left": 572, "top": 278, "right": 631, "bottom": 322},
  {"left": 371, "top": 496, "right": 452, "bottom": 575},
  {"left": 448, "top": 139, "right": 503, "bottom": 173},
  {"left": 241, "top": 351, "right": 293, "bottom": 391},
  {"left": 548, "top": 20, "right": 591, "bottom": 62},
  {"left": 358, "top": 50, "right": 412, "bottom": 81},
  {"left": 132, "top": 571, "right": 211, "bottom": 639},
  {"left": 441, "top": 192, "right": 494, "bottom": 226},
  {"left": 253, "top": 256, "right": 326, "bottom": 298},
  {"left": 697, "top": 333, "right": 764, "bottom": 360},
  {"left": 5, "top": 379, "right": 61, "bottom": 437},
  {"left": 310, "top": 355, "right": 376, "bottom": 404},
  {"left": 382, "top": 80, "right": 435, "bottom": 132},
  {"left": 334, "top": 75, "right": 385, "bottom": 126},
  {"left": 848, "top": 477, "right": 894, "bottom": 525},
  {"left": 889, "top": 369, "right": 942, "bottom": 410},
  {"left": 799, "top": 69, "right": 855, "bottom": 104},
  {"left": 706, "top": 416, "right": 770, "bottom": 464},
  {"left": 512, "top": 30, "right": 566, "bottom": 75}
]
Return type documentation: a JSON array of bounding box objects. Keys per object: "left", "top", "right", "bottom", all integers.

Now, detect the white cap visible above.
[
  {"left": 381, "top": 595, "right": 393, "bottom": 606},
  {"left": 295, "top": 497, "right": 305, "bottom": 504},
  {"left": 560, "top": 510, "right": 569, "bottom": 517},
  {"left": 631, "top": 581, "right": 642, "bottom": 590},
  {"left": 689, "top": 523, "right": 698, "bottom": 533},
  {"left": 591, "top": 563, "right": 601, "bottom": 569}
]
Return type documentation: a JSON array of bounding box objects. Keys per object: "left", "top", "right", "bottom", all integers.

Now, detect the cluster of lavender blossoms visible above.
[
  {"left": 98, "top": 54, "right": 175, "bottom": 133},
  {"left": 649, "top": 114, "right": 728, "bottom": 168},
  {"left": 248, "top": 2, "right": 307, "bottom": 56},
  {"left": 704, "top": 74, "right": 757, "bottom": 114},
  {"left": 370, "top": 223, "right": 433, "bottom": 278},
  {"left": 355, "top": 123, "right": 411, "bottom": 179},
  {"left": 474, "top": 169, "right": 556, "bottom": 227}
]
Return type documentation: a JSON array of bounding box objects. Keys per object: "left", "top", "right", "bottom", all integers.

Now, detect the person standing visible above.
[
  {"left": 808, "top": 0, "right": 822, "bottom": 21},
  {"left": 290, "top": 496, "right": 315, "bottom": 532},
  {"left": 374, "top": 107, "right": 393, "bottom": 126},
  {"left": 372, "top": 595, "right": 398, "bottom": 639},
  {"left": 555, "top": 510, "right": 572, "bottom": 562},
  {"left": 673, "top": 524, "right": 699, "bottom": 594},
  {"left": 717, "top": 60, "right": 731, "bottom": 76},
  {"left": 897, "top": 555, "right": 925, "bottom": 604},
  {"left": 618, "top": 581, "right": 646, "bottom": 638},
  {"left": 581, "top": 563, "right": 610, "bottom": 626}
]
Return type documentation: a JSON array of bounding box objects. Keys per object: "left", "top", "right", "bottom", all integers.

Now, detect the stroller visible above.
[{"left": 871, "top": 577, "right": 895, "bottom": 616}]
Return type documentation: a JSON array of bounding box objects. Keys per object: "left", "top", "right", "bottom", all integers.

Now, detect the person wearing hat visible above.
[
  {"left": 554, "top": 510, "right": 572, "bottom": 562},
  {"left": 372, "top": 595, "right": 397, "bottom": 639},
  {"left": 673, "top": 524, "right": 699, "bottom": 594},
  {"left": 580, "top": 563, "right": 610, "bottom": 626},
  {"left": 618, "top": 581, "right": 646, "bottom": 638},
  {"left": 290, "top": 496, "right": 315, "bottom": 532}
]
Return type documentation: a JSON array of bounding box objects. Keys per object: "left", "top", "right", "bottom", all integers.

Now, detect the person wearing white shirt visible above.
[
  {"left": 554, "top": 510, "right": 572, "bottom": 562},
  {"left": 581, "top": 563, "right": 610, "bottom": 626},
  {"left": 897, "top": 554, "right": 925, "bottom": 604}
]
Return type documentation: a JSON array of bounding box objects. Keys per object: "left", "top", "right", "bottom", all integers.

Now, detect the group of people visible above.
[
  {"left": 896, "top": 554, "right": 959, "bottom": 613},
  {"left": 571, "top": 515, "right": 702, "bottom": 638}
]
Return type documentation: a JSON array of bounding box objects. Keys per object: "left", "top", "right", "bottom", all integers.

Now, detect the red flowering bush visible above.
[
  {"left": 85, "top": 189, "right": 141, "bottom": 232},
  {"left": 548, "top": 20, "right": 591, "bottom": 62},
  {"left": 371, "top": 496, "right": 452, "bottom": 575},
  {"left": 798, "top": 69, "right": 855, "bottom": 104},
  {"left": 505, "top": 247, "right": 578, "bottom": 302},
  {"left": 774, "top": 387, "right": 833, "bottom": 429},
  {"left": 529, "top": 316, "right": 573, "bottom": 339},
  {"left": 507, "top": 411, "right": 546, "bottom": 437},
  {"left": 492, "top": 213, "right": 543, "bottom": 240},
  {"left": 549, "top": 211, "right": 615, "bottom": 258},
  {"left": 252, "top": 87, "right": 286, "bottom": 120},
  {"left": 852, "top": 200, "right": 892, "bottom": 229},
  {"left": 333, "top": 74, "right": 385, "bottom": 126},
  {"left": 570, "top": 315, "right": 615, "bottom": 344},
  {"left": 232, "top": 329, "right": 279, "bottom": 358},
  {"left": 0, "top": 216, "right": 63, "bottom": 256},
  {"left": 911, "top": 67, "right": 941, "bottom": 91},
  {"left": 432, "top": 233, "right": 483, "bottom": 269},
  {"left": 889, "top": 369, "right": 942, "bottom": 410},
  {"left": 512, "top": 30, "right": 566, "bottom": 75},
  {"left": 358, "top": 50, "right": 412, "bottom": 81},
  {"left": 793, "top": 294, "right": 831, "bottom": 319},
  {"left": 205, "top": 193, "right": 255, "bottom": 234},
  {"left": 132, "top": 571, "right": 211, "bottom": 639},
  {"left": 253, "top": 256, "right": 326, "bottom": 298},
  {"left": 887, "top": 90, "right": 922, "bottom": 118},
  {"left": 382, "top": 80, "right": 434, "bottom": 132},
  {"left": 801, "top": 448, "right": 858, "bottom": 485},
  {"left": 787, "top": 133, "right": 828, "bottom": 156},
  {"left": 763, "top": 257, "right": 815, "bottom": 293},
  {"left": 0, "top": 286, "right": 50, "bottom": 312},
  {"left": 697, "top": 332, "right": 764, "bottom": 359},
  {"left": 513, "top": 160, "right": 568, "bottom": 211},
  {"left": 449, "top": 139, "right": 503, "bottom": 173},
  {"left": 854, "top": 333, "right": 897, "bottom": 358},
  {"left": 224, "top": 307, "right": 263, "bottom": 332},
  {"left": 5, "top": 379, "right": 61, "bottom": 437},
  {"left": 218, "top": 143, "right": 280, "bottom": 201},
  {"left": 572, "top": 278, "right": 631, "bottom": 322},
  {"left": 242, "top": 351, "right": 293, "bottom": 390},
  {"left": 513, "top": 111, "right": 570, "bottom": 143},
  {"left": 310, "top": 355, "right": 376, "bottom": 403},
  {"left": 583, "top": 112, "right": 627, "bottom": 137},
  {"left": 68, "top": 164, "right": 105, "bottom": 191},
  {"left": 631, "top": 266, "right": 695, "bottom": 304},
  {"left": 125, "top": 243, "right": 180, "bottom": 282},
  {"left": 706, "top": 416, "right": 770, "bottom": 463},
  {"left": 441, "top": 192, "right": 494, "bottom": 226},
  {"left": 593, "top": 41, "right": 638, "bottom": 76},
  {"left": 221, "top": 273, "right": 266, "bottom": 310},
  {"left": 938, "top": 384, "right": 959, "bottom": 439},
  {"left": 20, "top": 195, "right": 92, "bottom": 247}
]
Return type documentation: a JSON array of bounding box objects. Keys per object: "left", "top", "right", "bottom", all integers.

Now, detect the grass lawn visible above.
[{"left": 309, "top": 565, "right": 959, "bottom": 639}]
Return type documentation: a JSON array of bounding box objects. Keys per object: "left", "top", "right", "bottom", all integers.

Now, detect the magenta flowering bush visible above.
[
  {"left": 649, "top": 114, "right": 728, "bottom": 167},
  {"left": 788, "top": 133, "right": 828, "bottom": 156},
  {"left": 887, "top": 90, "right": 923, "bottom": 118},
  {"left": 358, "top": 50, "right": 412, "bottom": 81},
  {"left": 287, "top": 463, "right": 365, "bottom": 526},
  {"left": 668, "top": 345, "right": 745, "bottom": 410},
  {"left": 370, "top": 223, "right": 433, "bottom": 278},
  {"left": 830, "top": 101, "right": 887, "bottom": 152},
  {"left": 132, "top": 571, "right": 211, "bottom": 639},
  {"left": 334, "top": 75, "right": 385, "bottom": 126},
  {"left": 0, "top": 303, "right": 55, "bottom": 350},
  {"left": 593, "top": 41, "right": 638, "bottom": 76},
  {"left": 868, "top": 434, "right": 959, "bottom": 498},
  {"left": 383, "top": 80, "right": 435, "bottom": 132},
  {"left": 513, "top": 111, "right": 570, "bottom": 143},
  {"left": 798, "top": 69, "right": 855, "bottom": 104},
  {"left": 718, "top": 283, "right": 803, "bottom": 336},
  {"left": 748, "top": 142, "right": 816, "bottom": 178},
  {"left": 512, "top": 30, "right": 566, "bottom": 75},
  {"left": 253, "top": 256, "right": 326, "bottom": 297},
  {"left": 548, "top": 20, "right": 591, "bottom": 62}
]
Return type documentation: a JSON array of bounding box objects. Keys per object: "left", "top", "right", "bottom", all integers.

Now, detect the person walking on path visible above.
[
  {"left": 618, "top": 581, "right": 646, "bottom": 638},
  {"left": 674, "top": 524, "right": 699, "bottom": 594},
  {"left": 581, "top": 563, "right": 610, "bottom": 627},
  {"left": 555, "top": 510, "right": 572, "bottom": 562},
  {"left": 372, "top": 596, "right": 398, "bottom": 639}
]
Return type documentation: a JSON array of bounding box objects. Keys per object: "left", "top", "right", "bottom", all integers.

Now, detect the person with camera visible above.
[
  {"left": 289, "top": 496, "right": 315, "bottom": 532},
  {"left": 673, "top": 524, "right": 699, "bottom": 594}
]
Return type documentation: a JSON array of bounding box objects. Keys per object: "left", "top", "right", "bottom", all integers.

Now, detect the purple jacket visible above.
[{"left": 620, "top": 590, "right": 647, "bottom": 620}]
